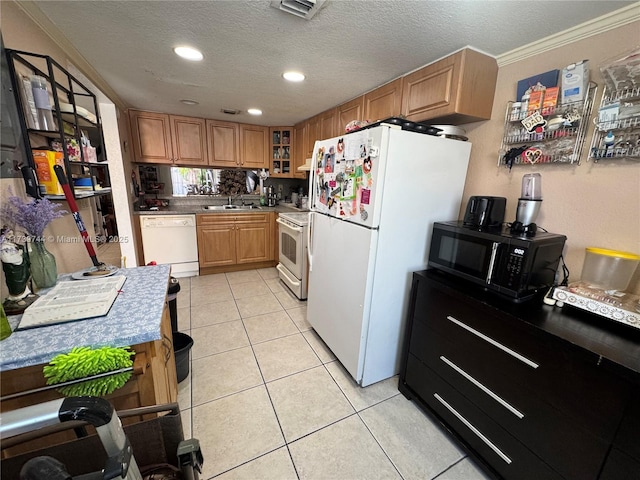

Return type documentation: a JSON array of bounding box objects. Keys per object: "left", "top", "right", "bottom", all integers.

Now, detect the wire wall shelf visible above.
[
  {"left": 589, "top": 86, "right": 640, "bottom": 163},
  {"left": 498, "top": 84, "right": 597, "bottom": 167}
]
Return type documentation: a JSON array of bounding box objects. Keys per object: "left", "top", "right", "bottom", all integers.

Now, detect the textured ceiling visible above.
[{"left": 30, "top": 0, "right": 635, "bottom": 126}]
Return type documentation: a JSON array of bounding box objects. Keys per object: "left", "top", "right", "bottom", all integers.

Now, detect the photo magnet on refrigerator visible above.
[{"left": 363, "top": 156, "right": 372, "bottom": 173}]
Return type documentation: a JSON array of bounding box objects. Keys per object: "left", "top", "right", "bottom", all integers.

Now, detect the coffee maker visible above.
[
  {"left": 510, "top": 173, "right": 542, "bottom": 236},
  {"left": 266, "top": 185, "right": 277, "bottom": 207}
]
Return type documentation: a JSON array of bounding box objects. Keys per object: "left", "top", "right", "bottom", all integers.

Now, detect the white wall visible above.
[
  {"left": 463, "top": 20, "right": 640, "bottom": 293},
  {"left": 100, "top": 103, "right": 137, "bottom": 265}
]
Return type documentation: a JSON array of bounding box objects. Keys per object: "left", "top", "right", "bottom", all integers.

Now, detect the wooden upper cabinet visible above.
[
  {"left": 401, "top": 48, "right": 497, "bottom": 124},
  {"left": 305, "top": 114, "right": 320, "bottom": 160},
  {"left": 129, "top": 110, "right": 207, "bottom": 165},
  {"left": 170, "top": 115, "right": 207, "bottom": 165},
  {"left": 129, "top": 110, "right": 173, "bottom": 164},
  {"left": 305, "top": 108, "right": 337, "bottom": 160},
  {"left": 364, "top": 78, "right": 403, "bottom": 122},
  {"left": 319, "top": 108, "right": 337, "bottom": 141},
  {"left": 206, "top": 120, "right": 240, "bottom": 167},
  {"left": 293, "top": 121, "right": 307, "bottom": 179},
  {"left": 239, "top": 124, "right": 268, "bottom": 169},
  {"left": 337, "top": 97, "right": 365, "bottom": 133}
]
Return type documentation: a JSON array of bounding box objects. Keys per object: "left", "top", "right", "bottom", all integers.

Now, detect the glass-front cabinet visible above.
[{"left": 269, "top": 127, "right": 293, "bottom": 177}]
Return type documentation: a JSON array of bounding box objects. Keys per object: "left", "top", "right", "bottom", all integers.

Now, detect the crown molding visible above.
[
  {"left": 14, "top": 1, "right": 127, "bottom": 110},
  {"left": 497, "top": 2, "right": 640, "bottom": 66}
]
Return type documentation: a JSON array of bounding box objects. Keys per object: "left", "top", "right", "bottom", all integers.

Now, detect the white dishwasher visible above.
[{"left": 140, "top": 215, "right": 199, "bottom": 277}]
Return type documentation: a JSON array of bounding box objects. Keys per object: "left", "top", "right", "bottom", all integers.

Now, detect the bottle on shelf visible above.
[
  {"left": 510, "top": 102, "right": 522, "bottom": 121},
  {"left": 30, "top": 75, "right": 56, "bottom": 131},
  {"left": 520, "top": 94, "right": 530, "bottom": 114}
]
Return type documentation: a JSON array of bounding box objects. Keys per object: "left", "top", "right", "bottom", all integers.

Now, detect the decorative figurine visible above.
[{"left": 1, "top": 229, "right": 38, "bottom": 314}]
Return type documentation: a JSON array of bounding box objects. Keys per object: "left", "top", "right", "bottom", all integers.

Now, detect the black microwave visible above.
[{"left": 428, "top": 221, "right": 566, "bottom": 302}]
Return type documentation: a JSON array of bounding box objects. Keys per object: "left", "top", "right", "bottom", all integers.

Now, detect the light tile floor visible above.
[
  {"left": 96, "top": 241, "right": 122, "bottom": 267},
  {"left": 174, "top": 268, "right": 491, "bottom": 480}
]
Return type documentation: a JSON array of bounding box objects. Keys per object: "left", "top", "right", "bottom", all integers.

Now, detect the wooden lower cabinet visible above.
[
  {"left": 399, "top": 270, "right": 639, "bottom": 480},
  {"left": 197, "top": 212, "right": 275, "bottom": 274},
  {"left": 0, "top": 305, "right": 178, "bottom": 458}
]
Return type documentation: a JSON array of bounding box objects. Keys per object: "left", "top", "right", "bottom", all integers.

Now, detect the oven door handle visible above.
[
  {"left": 276, "top": 263, "right": 301, "bottom": 287},
  {"left": 307, "top": 213, "right": 314, "bottom": 272},
  {"left": 276, "top": 217, "right": 303, "bottom": 232}
]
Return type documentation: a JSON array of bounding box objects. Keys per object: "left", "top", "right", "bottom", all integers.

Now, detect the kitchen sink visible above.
[{"left": 203, "top": 205, "right": 263, "bottom": 211}]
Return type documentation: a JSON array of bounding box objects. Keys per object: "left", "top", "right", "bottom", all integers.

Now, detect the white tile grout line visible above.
[{"left": 188, "top": 273, "right": 467, "bottom": 480}]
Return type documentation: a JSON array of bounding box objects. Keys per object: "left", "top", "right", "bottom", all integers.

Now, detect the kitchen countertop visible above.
[
  {"left": 0, "top": 264, "right": 171, "bottom": 371},
  {"left": 134, "top": 202, "right": 309, "bottom": 215}
]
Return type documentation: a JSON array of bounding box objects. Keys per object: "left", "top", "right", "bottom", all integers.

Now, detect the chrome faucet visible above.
[{"left": 227, "top": 194, "right": 244, "bottom": 206}]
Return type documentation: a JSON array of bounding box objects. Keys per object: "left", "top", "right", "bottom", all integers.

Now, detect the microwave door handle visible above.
[{"left": 486, "top": 242, "right": 499, "bottom": 284}]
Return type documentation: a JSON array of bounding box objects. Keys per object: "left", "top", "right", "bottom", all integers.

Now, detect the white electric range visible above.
[{"left": 276, "top": 211, "right": 310, "bottom": 300}]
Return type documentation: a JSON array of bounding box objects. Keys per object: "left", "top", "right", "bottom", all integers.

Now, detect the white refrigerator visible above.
[{"left": 307, "top": 125, "right": 471, "bottom": 386}]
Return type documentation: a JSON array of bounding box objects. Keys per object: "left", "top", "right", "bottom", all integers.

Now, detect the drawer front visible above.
[
  {"left": 412, "top": 283, "right": 629, "bottom": 437},
  {"left": 410, "top": 321, "right": 609, "bottom": 479},
  {"left": 404, "top": 354, "right": 563, "bottom": 480},
  {"left": 612, "top": 387, "right": 640, "bottom": 461},
  {"left": 600, "top": 448, "right": 640, "bottom": 480},
  {"left": 197, "top": 213, "right": 269, "bottom": 225}
]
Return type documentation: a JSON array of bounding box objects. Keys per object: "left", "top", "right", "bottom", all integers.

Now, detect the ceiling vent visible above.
[
  {"left": 221, "top": 108, "right": 242, "bottom": 115},
  {"left": 270, "top": 0, "right": 327, "bottom": 20}
]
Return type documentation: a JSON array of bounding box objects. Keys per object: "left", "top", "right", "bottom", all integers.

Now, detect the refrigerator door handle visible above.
[{"left": 307, "top": 213, "right": 314, "bottom": 272}]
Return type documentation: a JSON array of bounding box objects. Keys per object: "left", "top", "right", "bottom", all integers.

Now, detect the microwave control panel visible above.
[{"left": 504, "top": 246, "right": 527, "bottom": 287}]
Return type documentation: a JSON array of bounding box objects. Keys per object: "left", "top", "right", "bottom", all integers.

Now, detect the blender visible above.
[{"left": 510, "top": 173, "right": 542, "bottom": 236}]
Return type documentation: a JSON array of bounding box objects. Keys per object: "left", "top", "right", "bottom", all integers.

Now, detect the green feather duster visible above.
[{"left": 43, "top": 346, "right": 135, "bottom": 397}]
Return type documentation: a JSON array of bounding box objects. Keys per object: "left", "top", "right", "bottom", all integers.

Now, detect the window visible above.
[
  {"left": 170, "top": 167, "right": 220, "bottom": 195},
  {"left": 170, "top": 168, "right": 259, "bottom": 196}
]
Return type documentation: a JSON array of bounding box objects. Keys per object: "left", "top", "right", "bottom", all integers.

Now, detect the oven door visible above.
[{"left": 276, "top": 217, "right": 305, "bottom": 279}]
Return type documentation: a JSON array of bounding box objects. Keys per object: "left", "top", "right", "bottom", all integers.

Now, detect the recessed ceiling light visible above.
[
  {"left": 173, "top": 46, "right": 203, "bottom": 61},
  {"left": 247, "top": 108, "right": 262, "bottom": 116},
  {"left": 180, "top": 99, "right": 199, "bottom": 105},
  {"left": 283, "top": 71, "right": 305, "bottom": 82}
]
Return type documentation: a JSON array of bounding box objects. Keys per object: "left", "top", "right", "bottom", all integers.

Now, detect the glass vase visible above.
[
  {"left": 0, "top": 303, "right": 12, "bottom": 341},
  {"left": 28, "top": 238, "right": 58, "bottom": 289}
]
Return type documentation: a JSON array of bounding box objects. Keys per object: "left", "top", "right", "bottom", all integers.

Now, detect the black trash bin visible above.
[
  {"left": 167, "top": 277, "right": 193, "bottom": 383},
  {"left": 168, "top": 276, "right": 181, "bottom": 332},
  {"left": 173, "top": 331, "right": 194, "bottom": 383}
]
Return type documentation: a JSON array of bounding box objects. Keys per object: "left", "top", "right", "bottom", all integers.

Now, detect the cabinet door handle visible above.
[
  {"left": 440, "top": 356, "right": 525, "bottom": 419},
  {"left": 434, "top": 393, "right": 512, "bottom": 465},
  {"left": 447, "top": 316, "right": 539, "bottom": 369}
]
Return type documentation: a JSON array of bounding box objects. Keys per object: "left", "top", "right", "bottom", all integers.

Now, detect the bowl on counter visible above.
[{"left": 580, "top": 247, "right": 640, "bottom": 291}]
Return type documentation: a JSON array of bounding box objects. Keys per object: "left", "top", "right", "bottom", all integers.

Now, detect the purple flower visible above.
[{"left": 1, "top": 189, "right": 67, "bottom": 238}]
